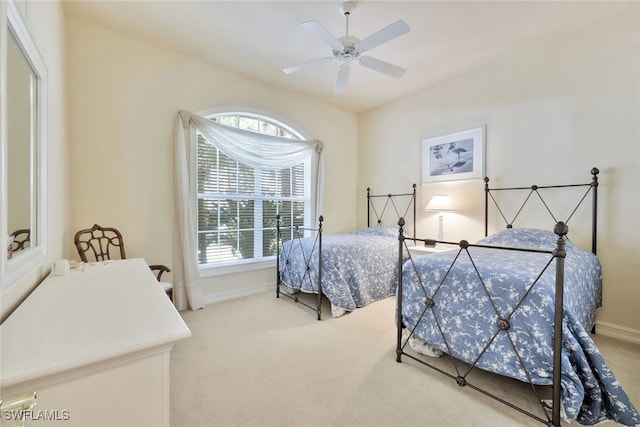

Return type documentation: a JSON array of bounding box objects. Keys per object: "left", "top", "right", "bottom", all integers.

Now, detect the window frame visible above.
[{"left": 194, "top": 108, "right": 313, "bottom": 277}]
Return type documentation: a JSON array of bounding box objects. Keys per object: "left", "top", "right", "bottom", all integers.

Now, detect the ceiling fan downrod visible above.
[{"left": 340, "top": 2, "right": 355, "bottom": 37}]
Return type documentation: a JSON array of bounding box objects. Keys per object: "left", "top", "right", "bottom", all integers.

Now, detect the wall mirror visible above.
[{"left": 1, "top": 0, "right": 47, "bottom": 291}]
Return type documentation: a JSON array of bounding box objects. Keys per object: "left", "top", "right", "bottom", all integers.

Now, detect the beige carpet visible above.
[{"left": 170, "top": 291, "right": 640, "bottom": 427}]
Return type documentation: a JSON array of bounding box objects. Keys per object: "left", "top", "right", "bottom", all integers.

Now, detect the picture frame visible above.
[{"left": 421, "top": 127, "right": 485, "bottom": 184}]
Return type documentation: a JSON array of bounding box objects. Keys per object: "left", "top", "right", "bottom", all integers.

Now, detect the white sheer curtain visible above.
[{"left": 173, "top": 110, "right": 324, "bottom": 310}]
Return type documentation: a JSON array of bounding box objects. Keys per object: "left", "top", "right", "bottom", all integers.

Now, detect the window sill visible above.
[{"left": 199, "top": 258, "right": 276, "bottom": 278}]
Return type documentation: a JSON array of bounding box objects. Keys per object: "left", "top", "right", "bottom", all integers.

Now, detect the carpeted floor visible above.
[{"left": 170, "top": 290, "right": 640, "bottom": 427}]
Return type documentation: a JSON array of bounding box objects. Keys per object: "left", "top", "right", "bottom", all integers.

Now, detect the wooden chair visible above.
[
  {"left": 74, "top": 224, "right": 173, "bottom": 300},
  {"left": 7, "top": 229, "right": 31, "bottom": 259},
  {"left": 9, "top": 229, "right": 31, "bottom": 251}
]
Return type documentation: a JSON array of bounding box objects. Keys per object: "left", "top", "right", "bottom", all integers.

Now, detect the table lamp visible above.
[{"left": 425, "top": 195, "right": 457, "bottom": 242}]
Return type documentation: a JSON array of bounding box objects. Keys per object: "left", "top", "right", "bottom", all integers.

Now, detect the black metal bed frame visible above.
[
  {"left": 276, "top": 215, "right": 325, "bottom": 319},
  {"left": 276, "top": 184, "right": 417, "bottom": 320},
  {"left": 367, "top": 184, "right": 417, "bottom": 234},
  {"left": 395, "top": 168, "right": 599, "bottom": 426}
]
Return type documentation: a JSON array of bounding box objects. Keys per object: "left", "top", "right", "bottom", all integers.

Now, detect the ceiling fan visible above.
[{"left": 283, "top": 2, "right": 410, "bottom": 94}]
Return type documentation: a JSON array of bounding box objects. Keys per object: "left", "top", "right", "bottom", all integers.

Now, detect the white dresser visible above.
[{"left": 0, "top": 259, "right": 191, "bottom": 427}]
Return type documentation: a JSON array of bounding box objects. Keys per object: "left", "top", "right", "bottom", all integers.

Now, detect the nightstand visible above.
[{"left": 407, "top": 245, "right": 451, "bottom": 256}]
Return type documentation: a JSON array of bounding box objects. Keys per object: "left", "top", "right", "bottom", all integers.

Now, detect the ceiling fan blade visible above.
[
  {"left": 334, "top": 63, "right": 350, "bottom": 94},
  {"left": 302, "top": 20, "right": 344, "bottom": 51},
  {"left": 357, "top": 20, "right": 410, "bottom": 52},
  {"left": 359, "top": 56, "right": 406, "bottom": 78},
  {"left": 283, "top": 57, "right": 334, "bottom": 74}
]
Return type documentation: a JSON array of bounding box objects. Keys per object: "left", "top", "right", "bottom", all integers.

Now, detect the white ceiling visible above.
[{"left": 63, "top": 0, "right": 630, "bottom": 113}]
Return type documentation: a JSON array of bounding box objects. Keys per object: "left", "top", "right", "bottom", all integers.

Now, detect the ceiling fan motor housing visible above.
[{"left": 334, "top": 35, "right": 361, "bottom": 62}]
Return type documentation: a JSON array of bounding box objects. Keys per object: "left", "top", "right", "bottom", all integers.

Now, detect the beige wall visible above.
[
  {"left": 1, "top": 0, "right": 68, "bottom": 321},
  {"left": 64, "top": 19, "right": 358, "bottom": 301},
  {"left": 358, "top": 7, "right": 640, "bottom": 334}
]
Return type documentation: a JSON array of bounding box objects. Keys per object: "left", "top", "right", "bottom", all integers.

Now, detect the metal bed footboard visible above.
[
  {"left": 276, "top": 215, "right": 324, "bottom": 320},
  {"left": 396, "top": 220, "right": 568, "bottom": 426}
]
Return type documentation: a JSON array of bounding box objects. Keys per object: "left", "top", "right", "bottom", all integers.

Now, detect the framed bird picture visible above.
[{"left": 421, "top": 127, "right": 485, "bottom": 183}]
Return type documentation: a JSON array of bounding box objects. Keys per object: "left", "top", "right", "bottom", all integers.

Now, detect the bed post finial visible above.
[
  {"left": 367, "top": 188, "right": 371, "bottom": 228},
  {"left": 398, "top": 217, "right": 406, "bottom": 240},
  {"left": 554, "top": 221, "right": 569, "bottom": 238}
]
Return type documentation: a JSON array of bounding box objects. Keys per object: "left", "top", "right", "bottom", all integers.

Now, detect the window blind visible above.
[{"left": 196, "top": 114, "right": 310, "bottom": 266}]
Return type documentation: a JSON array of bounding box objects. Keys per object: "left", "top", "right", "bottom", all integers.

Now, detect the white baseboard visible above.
[
  {"left": 204, "top": 282, "right": 274, "bottom": 305},
  {"left": 595, "top": 321, "right": 640, "bottom": 345}
]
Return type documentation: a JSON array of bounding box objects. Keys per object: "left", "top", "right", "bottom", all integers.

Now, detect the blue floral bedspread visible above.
[
  {"left": 401, "top": 228, "right": 639, "bottom": 425},
  {"left": 279, "top": 227, "right": 401, "bottom": 315}
]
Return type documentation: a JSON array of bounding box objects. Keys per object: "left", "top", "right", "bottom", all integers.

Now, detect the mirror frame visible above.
[{"left": 1, "top": 0, "right": 48, "bottom": 291}]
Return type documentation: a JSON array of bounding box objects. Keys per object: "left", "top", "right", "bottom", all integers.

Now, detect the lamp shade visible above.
[{"left": 425, "top": 195, "right": 457, "bottom": 212}]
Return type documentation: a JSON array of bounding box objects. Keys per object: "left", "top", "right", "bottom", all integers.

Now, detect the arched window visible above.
[{"left": 196, "top": 112, "right": 312, "bottom": 268}]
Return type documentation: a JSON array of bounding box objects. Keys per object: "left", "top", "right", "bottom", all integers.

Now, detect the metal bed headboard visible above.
[
  {"left": 367, "top": 183, "right": 417, "bottom": 239},
  {"left": 484, "top": 167, "right": 599, "bottom": 254}
]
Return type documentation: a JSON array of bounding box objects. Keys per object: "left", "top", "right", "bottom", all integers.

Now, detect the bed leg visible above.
[
  {"left": 396, "top": 217, "right": 406, "bottom": 363},
  {"left": 276, "top": 214, "right": 281, "bottom": 299},
  {"left": 316, "top": 293, "right": 322, "bottom": 321}
]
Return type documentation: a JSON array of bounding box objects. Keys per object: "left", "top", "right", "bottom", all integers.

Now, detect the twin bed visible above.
[
  {"left": 275, "top": 169, "right": 639, "bottom": 426},
  {"left": 276, "top": 185, "right": 416, "bottom": 319},
  {"left": 396, "top": 168, "right": 638, "bottom": 426}
]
